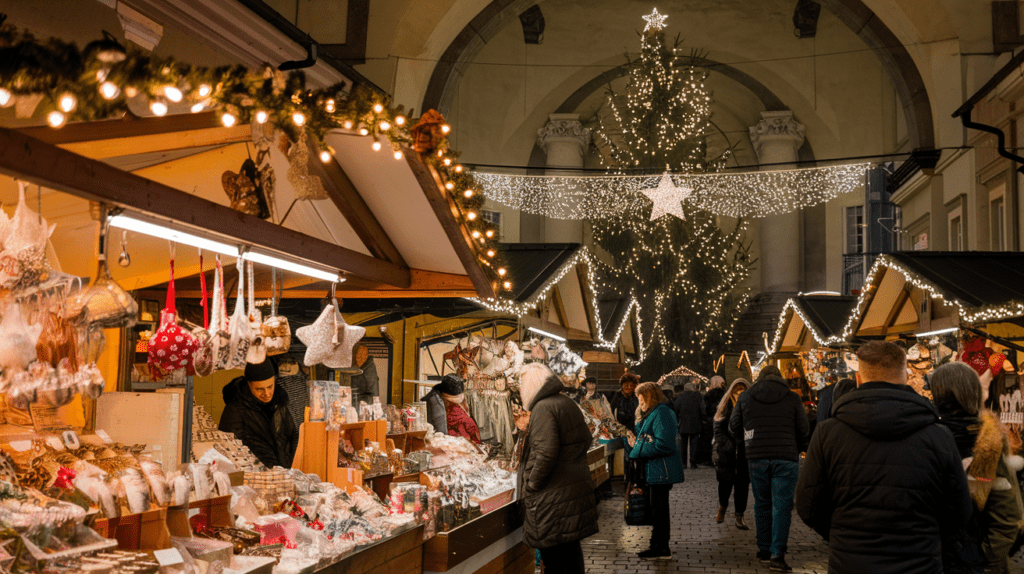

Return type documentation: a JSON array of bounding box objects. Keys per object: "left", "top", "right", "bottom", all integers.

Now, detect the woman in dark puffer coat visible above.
[
  {"left": 931, "top": 362, "right": 1024, "bottom": 574},
  {"left": 517, "top": 363, "right": 598, "bottom": 574},
  {"left": 713, "top": 378, "right": 750, "bottom": 529}
]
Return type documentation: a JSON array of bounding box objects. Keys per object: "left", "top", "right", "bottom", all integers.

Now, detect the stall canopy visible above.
[
  {"left": 0, "top": 115, "right": 494, "bottom": 300},
  {"left": 768, "top": 294, "right": 858, "bottom": 355},
  {"left": 842, "top": 252, "right": 1024, "bottom": 341}
]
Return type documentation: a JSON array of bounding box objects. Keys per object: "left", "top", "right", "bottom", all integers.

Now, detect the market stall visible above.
[{"left": 765, "top": 294, "right": 859, "bottom": 392}]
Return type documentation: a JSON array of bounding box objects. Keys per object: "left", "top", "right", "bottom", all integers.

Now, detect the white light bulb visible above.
[
  {"left": 58, "top": 93, "right": 77, "bottom": 112},
  {"left": 150, "top": 101, "right": 168, "bottom": 116},
  {"left": 221, "top": 113, "right": 237, "bottom": 127},
  {"left": 379, "top": 121, "right": 391, "bottom": 131},
  {"left": 255, "top": 110, "right": 268, "bottom": 124},
  {"left": 99, "top": 81, "right": 120, "bottom": 100},
  {"left": 292, "top": 112, "right": 306, "bottom": 126},
  {"left": 373, "top": 103, "right": 384, "bottom": 113},
  {"left": 47, "top": 110, "right": 66, "bottom": 128},
  {"left": 190, "top": 103, "right": 205, "bottom": 113},
  {"left": 198, "top": 84, "right": 212, "bottom": 97},
  {"left": 371, "top": 141, "right": 382, "bottom": 151},
  {"left": 0, "top": 88, "right": 11, "bottom": 107},
  {"left": 393, "top": 151, "right": 403, "bottom": 160},
  {"left": 163, "top": 85, "right": 183, "bottom": 102},
  {"left": 320, "top": 150, "right": 332, "bottom": 163}
]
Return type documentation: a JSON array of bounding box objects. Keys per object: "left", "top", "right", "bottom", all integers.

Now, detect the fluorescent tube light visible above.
[
  {"left": 915, "top": 327, "right": 959, "bottom": 338},
  {"left": 108, "top": 214, "right": 238, "bottom": 257},
  {"left": 527, "top": 326, "right": 566, "bottom": 342},
  {"left": 242, "top": 251, "right": 343, "bottom": 283}
]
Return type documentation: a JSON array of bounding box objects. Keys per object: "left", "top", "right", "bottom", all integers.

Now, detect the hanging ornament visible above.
[{"left": 286, "top": 131, "right": 328, "bottom": 200}]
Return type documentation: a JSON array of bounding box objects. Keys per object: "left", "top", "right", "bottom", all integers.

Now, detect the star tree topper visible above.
[
  {"left": 643, "top": 173, "right": 691, "bottom": 221},
  {"left": 643, "top": 8, "right": 668, "bottom": 32}
]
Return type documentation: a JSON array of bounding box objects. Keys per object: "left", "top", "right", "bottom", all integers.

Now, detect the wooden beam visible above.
[
  {"left": 403, "top": 148, "right": 496, "bottom": 299},
  {"left": 163, "top": 269, "right": 474, "bottom": 299},
  {"left": 18, "top": 112, "right": 252, "bottom": 159},
  {"left": 551, "top": 287, "right": 568, "bottom": 329},
  {"left": 575, "top": 265, "right": 598, "bottom": 339},
  {"left": 308, "top": 148, "right": 408, "bottom": 266},
  {"left": 0, "top": 127, "right": 412, "bottom": 288}
]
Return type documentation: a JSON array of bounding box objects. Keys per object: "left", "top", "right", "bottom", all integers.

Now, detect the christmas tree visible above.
[{"left": 590, "top": 9, "right": 754, "bottom": 378}]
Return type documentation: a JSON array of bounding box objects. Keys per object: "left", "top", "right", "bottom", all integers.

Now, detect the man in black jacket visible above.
[
  {"left": 219, "top": 359, "right": 299, "bottom": 468},
  {"left": 795, "top": 341, "right": 972, "bottom": 574},
  {"left": 730, "top": 365, "right": 809, "bottom": 572},
  {"left": 610, "top": 372, "right": 640, "bottom": 433},
  {"left": 672, "top": 382, "right": 704, "bottom": 469}
]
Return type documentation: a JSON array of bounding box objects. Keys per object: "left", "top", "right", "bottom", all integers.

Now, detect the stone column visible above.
[
  {"left": 537, "top": 113, "right": 591, "bottom": 244},
  {"left": 749, "top": 111, "right": 805, "bottom": 293}
]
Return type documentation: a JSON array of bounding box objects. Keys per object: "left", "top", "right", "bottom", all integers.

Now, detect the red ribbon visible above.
[{"left": 53, "top": 467, "right": 76, "bottom": 491}]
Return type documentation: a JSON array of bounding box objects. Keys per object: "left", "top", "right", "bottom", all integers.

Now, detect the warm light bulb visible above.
[
  {"left": 325, "top": 99, "right": 335, "bottom": 113},
  {"left": 320, "top": 150, "right": 332, "bottom": 163},
  {"left": 463, "top": 189, "right": 474, "bottom": 198},
  {"left": 163, "top": 85, "right": 182, "bottom": 102},
  {"left": 503, "top": 281, "right": 511, "bottom": 290},
  {"left": 486, "top": 250, "right": 495, "bottom": 258},
  {"left": 445, "top": 182, "right": 454, "bottom": 190},
  {"left": 485, "top": 230, "right": 494, "bottom": 238},
  {"left": 395, "top": 116, "right": 405, "bottom": 125},
  {"left": 441, "top": 124, "right": 451, "bottom": 134},
  {"left": 150, "top": 101, "right": 168, "bottom": 116},
  {"left": 438, "top": 150, "right": 444, "bottom": 157},
  {"left": 99, "top": 81, "right": 119, "bottom": 100},
  {"left": 190, "top": 103, "right": 205, "bottom": 113},
  {"left": 124, "top": 86, "right": 138, "bottom": 98},
  {"left": 497, "top": 268, "right": 506, "bottom": 276},
  {"left": 471, "top": 230, "right": 481, "bottom": 239},
  {"left": 0, "top": 88, "right": 11, "bottom": 107},
  {"left": 47, "top": 110, "right": 66, "bottom": 128},
  {"left": 379, "top": 121, "right": 391, "bottom": 131},
  {"left": 221, "top": 113, "right": 237, "bottom": 127},
  {"left": 371, "top": 141, "right": 382, "bottom": 151},
  {"left": 455, "top": 165, "right": 463, "bottom": 173},
  {"left": 467, "top": 212, "right": 477, "bottom": 221},
  {"left": 359, "top": 128, "right": 369, "bottom": 136},
  {"left": 393, "top": 151, "right": 403, "bottom": 160},
  {"left": 58, "top": 93, "right": 77, "bottom": 112},
  {"left": 255, "top": 110, "right": 268, "bottom": 124},
  {"left": 373, "top": 103, "right": 384, "bottom": 113},
  {"left": 443, "top": 158, "right": 451, "bottom": 166},
  {"left": 198, "top": 84, "right": 212, "bottom": 97},
  {"left": 292, "top": 112, "right": 306, "bottom": 126},
  {"left": 344, "top": 120, "right": 354, "bottom": 130}
]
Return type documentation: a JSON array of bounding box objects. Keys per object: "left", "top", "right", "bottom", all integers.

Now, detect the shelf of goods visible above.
[{"left": 422, "top": 502, "right": 531, "bottom": 574}]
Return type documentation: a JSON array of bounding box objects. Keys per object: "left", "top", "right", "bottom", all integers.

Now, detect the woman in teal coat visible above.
[{"left": 628, "top": 381, "right": 686, "bottom": 560}]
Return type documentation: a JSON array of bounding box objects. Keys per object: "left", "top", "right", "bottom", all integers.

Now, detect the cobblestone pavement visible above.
[
  {"left": 579, "top": 467, "right": 1024, "bottom": 573},
  {"left": 580, "top": 467, "right": 829, "bottom": 573}
]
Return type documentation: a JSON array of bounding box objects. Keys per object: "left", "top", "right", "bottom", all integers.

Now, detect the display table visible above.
[
  {"left": 588, "top": 445, "right": 609, "bottom": 486},
  {"left": 312, "top": 524, "right": 425, "bottom": 574},
  {"left": 423, "top": 502, "right": 531, "bottom": 574}
]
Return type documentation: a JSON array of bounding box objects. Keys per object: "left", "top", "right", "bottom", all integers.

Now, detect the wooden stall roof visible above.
[
  {"left": 844, "top": 252, "right": 1024, "bottom": 340},
  {"left": 769, "top": 295, "right": 858, "bottom": 354}
]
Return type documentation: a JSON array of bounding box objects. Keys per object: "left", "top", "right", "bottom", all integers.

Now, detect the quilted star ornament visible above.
[
  {"left": 643, "top": 173, "right": 691, "bottom": 221},
  {"left": 296, "top": 304, "right": 366, "bottom": 368}
]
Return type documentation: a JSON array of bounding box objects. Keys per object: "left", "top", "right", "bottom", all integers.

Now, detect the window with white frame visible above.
[
  {"left": 845, "top": 205, "right": 864, "bottom": 254},
  {"left": 949, "top": 208, "right": 963, "bottom": 251},
  {"left": 990, "top": 186, "right": 1006, "bottom": 251}
]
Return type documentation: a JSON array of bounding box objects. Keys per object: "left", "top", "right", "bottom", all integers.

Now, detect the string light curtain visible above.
[{"left": 476, "top": 163, "right": 867, "bottom": 219}]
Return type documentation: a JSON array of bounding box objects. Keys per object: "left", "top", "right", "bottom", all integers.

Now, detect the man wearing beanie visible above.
[{"left": 219, "top": 359, "right": 300, "bottom": 468}]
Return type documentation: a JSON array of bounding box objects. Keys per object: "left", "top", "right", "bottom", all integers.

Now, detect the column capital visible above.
[
  {"left": 749, "top": 110, "right": 805, "bottom": 159},
  {"left": 537, "top": 113, "right": 591, "bottom": 155}
]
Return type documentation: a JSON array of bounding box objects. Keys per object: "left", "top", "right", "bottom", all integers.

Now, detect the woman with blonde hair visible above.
[
  {"left": 713, "top": 378, "right": 750, "bottom": 529},
  {"left": 627, "top": 381, "right": 686, "bottom": 560}
]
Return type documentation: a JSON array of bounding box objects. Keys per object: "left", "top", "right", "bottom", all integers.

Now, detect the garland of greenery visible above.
[{"left": 0, "top": 16, "right": 510, "bottom": 293}]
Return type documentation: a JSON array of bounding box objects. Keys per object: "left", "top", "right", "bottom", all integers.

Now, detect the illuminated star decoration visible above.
[
  {"left": 642, "top": 8, "right": 668, "bottom": 32},
  {"left": 643, "top": 173, "right": 690, "bottom": 221}
]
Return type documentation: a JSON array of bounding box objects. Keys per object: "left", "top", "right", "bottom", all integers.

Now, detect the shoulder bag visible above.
[{"left": 624, "top": 457, "right": 653, "bottom": 526}]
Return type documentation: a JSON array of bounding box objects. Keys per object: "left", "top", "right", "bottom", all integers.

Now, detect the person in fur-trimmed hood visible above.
[{"left": 931, "top": 362, "right": 1024, "bottom": 574}]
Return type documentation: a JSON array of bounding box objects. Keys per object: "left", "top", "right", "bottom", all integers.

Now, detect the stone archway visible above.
[{"left": 421, "top": 0, "right": 936, "bottom": 152}]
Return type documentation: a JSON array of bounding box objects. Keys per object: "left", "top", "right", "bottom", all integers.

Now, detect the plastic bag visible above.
[
  {"left": 140, "top": 458, "right": 171, "bottom": 507},
  {"left": 227, "top": 260, "right": 251, "bottom": 369},
  {"left": 188, "top": 463, "right": 215, "bottom": 501}
]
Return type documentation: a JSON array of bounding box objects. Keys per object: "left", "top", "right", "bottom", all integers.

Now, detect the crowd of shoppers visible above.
[{"left": 530, "top": 340, "right": 1024, "bottom": 573}]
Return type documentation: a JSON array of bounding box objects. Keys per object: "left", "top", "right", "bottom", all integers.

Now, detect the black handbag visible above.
[{"left": 624, "top": 458, "right": 653, "bottom": 526}]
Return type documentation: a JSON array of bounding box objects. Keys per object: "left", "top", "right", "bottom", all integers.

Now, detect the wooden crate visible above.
[
  {"left": 189, "top": 495, "right": 233, "bottom": 529},
  {"left": 423, "top": 501, "right": 522, "bottom": 572}
]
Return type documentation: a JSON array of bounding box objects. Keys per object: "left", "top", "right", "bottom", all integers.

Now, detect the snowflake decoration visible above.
[{"left": 643, "top": 8, "right": 668, "bottom": 32}]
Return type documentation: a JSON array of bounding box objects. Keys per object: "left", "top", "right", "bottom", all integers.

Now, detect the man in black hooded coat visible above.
[
  {"left": 795, "top": 341, "right": 972, "bottom": 574},
  {"left": 219, "top": 360, "right": 299, "bottom": 468}
]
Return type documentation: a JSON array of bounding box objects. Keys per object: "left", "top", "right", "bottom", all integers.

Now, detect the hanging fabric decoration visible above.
[
  {"left": 210, "top": 256, "right": 232, "bottom": 371},
  {"left": 147, "top": 253, "right": 199, "bottom": 377},
  {"left": 227, "top": 259, "right": 252, "bottom": 369},
  {"left": 263, "top": 268, "right": 291, "bottom": 356},
  {"left": 245, "top": 261, "right": 266, "bottom": 364},
  {"left": 0, "top": 182, "right": 54, "bottom": 291}
]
